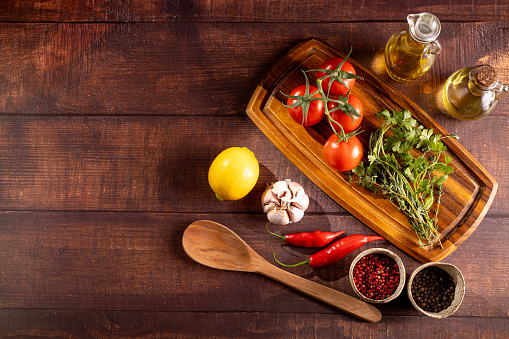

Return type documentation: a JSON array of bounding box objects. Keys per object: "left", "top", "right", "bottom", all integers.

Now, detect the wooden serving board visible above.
[{"left": 246, "top": 38, "right": 498, "bottom": 262}]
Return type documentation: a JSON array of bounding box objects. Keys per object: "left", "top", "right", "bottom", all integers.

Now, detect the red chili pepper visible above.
[
  {"left": 265, "top": 223, "right": 345, "bottom": 247},
  {"left": 273, "top": 234, "right": 385, "bottom": 269}
]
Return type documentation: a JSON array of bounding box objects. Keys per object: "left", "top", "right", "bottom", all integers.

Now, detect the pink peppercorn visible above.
[{"left": 353, "top": 254, "right": 400, "bottom": 300}]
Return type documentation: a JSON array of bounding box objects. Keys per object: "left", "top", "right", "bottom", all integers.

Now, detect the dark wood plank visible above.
[
  {"left": 0, "top": 310, "right": 8, "bottom": 334},
  {"left": 0, "top": 22, "right": 508, "bottom": 117},
  {"left": 0, "top": 212, "right": 507, "bottom": 318},
  {"left": 0, "top": 115, "right": 506, "bottom": 214},
  {"left": 1, "top": 309, "right": 98, "bottom": 338},
  {"left": 1, "top": 310, "right": 508, "bottom": 338},
  {"left": 0, "top": 1, "right": 508, "bottom": 23},
  {"left": 0, "top": 115, "right": 343, "bottom": 213},
  {"left": 386, "top": 316, "right": 509, "bottom": 338}
]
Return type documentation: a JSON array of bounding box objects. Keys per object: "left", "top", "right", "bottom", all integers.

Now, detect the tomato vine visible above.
[{"left": 282, "top": 48, "right": 364, "bottom": 143}]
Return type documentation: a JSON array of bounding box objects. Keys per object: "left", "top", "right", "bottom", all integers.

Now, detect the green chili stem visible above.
[
  {"left": 265, "top": 223, "right": 285, "bottom": 241},
  {"left": 273, "top": 252, "right": 308, "bottom": 267}
]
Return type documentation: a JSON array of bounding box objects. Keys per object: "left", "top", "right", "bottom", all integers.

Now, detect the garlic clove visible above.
[
  {"left": 287, "top": 205, "right": 305, "bottom": 223},
  {"left": 291, "top": 192, "right": 309, "bottom": 211},
  {"left": 287, "top": 181, "right": 305, "bottom": 201},
  {"left": 267, "top": 208, "right": 290, "bottom": 225},
  {"left": 272, "top": 180, "right": 291, "bottom": 202},
  {"left": 261, "top": 185, "right": 279, "bottom": 207},
  {"left": 263, "top": 202, "right": 277, "bottom": 214}
]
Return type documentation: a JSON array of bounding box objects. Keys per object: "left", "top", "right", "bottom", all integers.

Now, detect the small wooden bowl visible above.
[
  {"left": 349, "top": 248, "right": 406, "bottom": 304},
  {"left": 407, "top": 262, "right": 465, "bottom": 318}
]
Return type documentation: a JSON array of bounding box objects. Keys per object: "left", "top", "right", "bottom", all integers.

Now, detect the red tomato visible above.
[
  {"left": 323, "top": 134, "right": 363, "bottom": 172},
  {"left": 327, "top": 94, "right": 364, "bottom": 133},
  {"left": 317, "top": 58, "right": 357, "bottom": 96},
  {"left": 286, "top": 85, "right": 325, "bottom": 126}
]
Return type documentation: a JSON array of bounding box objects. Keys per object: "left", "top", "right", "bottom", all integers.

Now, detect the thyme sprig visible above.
[{"left": 352, "top": 109, "right": 458, "bottom": 248}]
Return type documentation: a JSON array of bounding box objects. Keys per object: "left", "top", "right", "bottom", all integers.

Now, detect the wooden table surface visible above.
[{"left": 1, "top": 1, "right": 508, "bottom": 338}]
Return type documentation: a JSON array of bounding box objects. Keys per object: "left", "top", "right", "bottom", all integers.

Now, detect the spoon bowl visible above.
[
  {"left": 182, "top": 220, "right": 382, "bottom": 323},
  {"left": 183, "top": 219, "right": 255, "bottom": 271}
]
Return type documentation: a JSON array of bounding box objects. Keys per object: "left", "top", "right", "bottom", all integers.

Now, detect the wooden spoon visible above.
[{"left": 182, "top": 220, "right": 382, "bottom": 323}]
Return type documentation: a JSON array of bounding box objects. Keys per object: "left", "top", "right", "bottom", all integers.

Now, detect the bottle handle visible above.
[
  {"left": 428, "top": 40, "right": 442, "bottom": 55},
  {"left": 495, "top": 83, "right": 509, "bottom": 100}
]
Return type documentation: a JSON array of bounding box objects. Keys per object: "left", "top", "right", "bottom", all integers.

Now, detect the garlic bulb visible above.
[{"left": 261, "top": 179, "right": 309, "bottom": 225}]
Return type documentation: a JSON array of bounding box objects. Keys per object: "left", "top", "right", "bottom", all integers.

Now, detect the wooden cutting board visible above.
[{"left": 246, "top": 38, "right": 498, "bottom": 262}]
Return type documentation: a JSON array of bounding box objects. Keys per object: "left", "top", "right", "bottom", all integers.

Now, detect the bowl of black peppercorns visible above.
[{"left": 407, "top": 262, "right": 465, "bottom": 318}]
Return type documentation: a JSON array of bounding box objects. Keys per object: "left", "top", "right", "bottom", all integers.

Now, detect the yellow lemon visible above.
[{"left": 208, "top": 147, "right": 259, "bottom": 201}]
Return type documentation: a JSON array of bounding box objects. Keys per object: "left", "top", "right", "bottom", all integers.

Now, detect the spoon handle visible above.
[{"left": 254, "top": 259, "right": 382, "bottom": 322}]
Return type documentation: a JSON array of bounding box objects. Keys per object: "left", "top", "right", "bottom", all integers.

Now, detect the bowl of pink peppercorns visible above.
[{"left": 349, "top": 248, "right": 406, "bottom": 303}]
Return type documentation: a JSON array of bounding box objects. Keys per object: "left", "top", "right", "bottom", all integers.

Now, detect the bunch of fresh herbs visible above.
[{"left": 352, "top": 109, "right": 457, "bottom": 248}]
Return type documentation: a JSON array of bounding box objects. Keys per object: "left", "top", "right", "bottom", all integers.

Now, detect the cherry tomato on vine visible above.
[
  {"left": 327, "top": 94, "right": 364, "bottom": 133},
  {"left": 317, "top": 58, "right": 357, "bottom": 96},
  {"left": 323, "top": 134, "right": 363, "bottom": 172},
  {"left": 286, "top": 85, "right": 325, "bottom": 126}
]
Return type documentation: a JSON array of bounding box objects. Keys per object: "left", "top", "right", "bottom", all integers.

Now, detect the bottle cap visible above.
[
  {"left": 407, "top": 13, "right": 441, "bottom": 43},
  {"left": 473, "top": 66, "right": 498, "bottom": 88}
]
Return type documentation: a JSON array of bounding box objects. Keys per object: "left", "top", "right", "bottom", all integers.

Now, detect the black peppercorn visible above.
[{"left": 411, "top": 266, "right": 455, "bottom": 313}]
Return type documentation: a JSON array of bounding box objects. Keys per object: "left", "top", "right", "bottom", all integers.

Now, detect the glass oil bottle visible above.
[
  {"left": 384, "top": 13, "right": 442, "bottom": 83},
  {"left": 442, "top": 65, "right": 508, "bottom": 120}
]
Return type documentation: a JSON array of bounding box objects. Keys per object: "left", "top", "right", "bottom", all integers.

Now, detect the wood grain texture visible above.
[
  {"left": 1, "top": 1, "right": 509, "bottom": 335},
  {"left": 1, "top": 212, "right": 507, "bottom": 318},
  {"left": 0, "top": 0, "right": 508, "bottom": 23},
  {"left": 0, "top": 115, "right": 338, "bottom": 213},
  {"left": 0, "top": 115, "right": 506, "bottom": 214},
  {"left": 1, "top": 310, "right": 508, "bottom": 338},
  {"left": 0, "top": 22, "right": 508, "bottom": 117}
]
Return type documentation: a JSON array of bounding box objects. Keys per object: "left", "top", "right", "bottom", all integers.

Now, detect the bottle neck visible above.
[
  {"left": 407, "top": 12, "right": 441, "bottom": 43},
  {"left": 408, "top": 30, "right": 424, "bottom": 45},
  {"left": 409, "top": 28, "right": 428, "bottom": 44},
  {"left": 468, "top": 66, "right": 498, "bottom": 95},
  {"left": 468, "top": 81, "right": 489, "bottom": 96}
]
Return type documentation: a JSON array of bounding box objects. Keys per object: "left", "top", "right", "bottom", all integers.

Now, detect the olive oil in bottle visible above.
[
  {"left": 385, "top": 13, "right": 442, "bottom": 83},
  {"left": 442, "top": 65, "right": 508, "bottom": 120}
]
